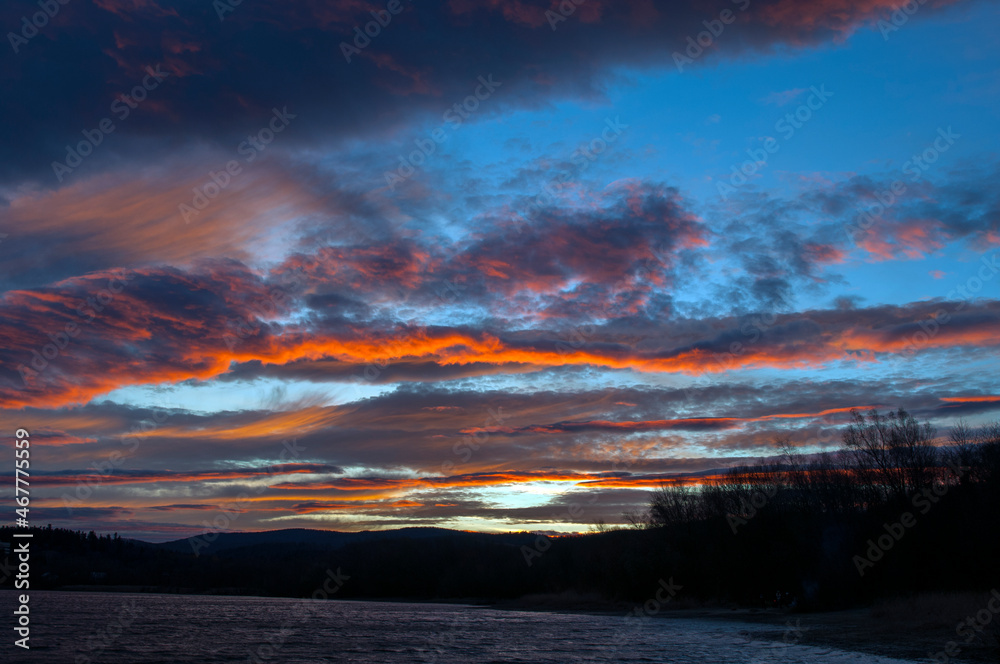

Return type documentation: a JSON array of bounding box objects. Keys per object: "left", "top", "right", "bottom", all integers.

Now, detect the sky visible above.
[{"left": 0, "top": 0, "right": 998, "bottom": 541}]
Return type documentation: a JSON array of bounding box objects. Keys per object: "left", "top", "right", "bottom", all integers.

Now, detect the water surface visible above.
[{"left": 2, "top": 591, "right": 921, "bottom": 663}]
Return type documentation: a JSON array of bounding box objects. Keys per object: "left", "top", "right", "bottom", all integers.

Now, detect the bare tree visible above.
[
  {"left": 949, "top": 419, "right": 1000, "bottom": 485},
  {"left": 621, "top": 509, "right": 651, "bottom": 530},
  {"left": 648, "top": 483, "right": 707, "bottom": 526},
  {"left": 842, "top": 407, "right": 935, "bottom": 502}
]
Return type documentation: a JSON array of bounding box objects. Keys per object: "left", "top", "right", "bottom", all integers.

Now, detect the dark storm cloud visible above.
[{"left": 0, "top": 0, "right": 965, "bottom": 184}]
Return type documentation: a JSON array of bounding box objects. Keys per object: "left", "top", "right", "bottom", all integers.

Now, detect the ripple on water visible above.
[{"left": 0, "top": 590, "right": 923, "bottom": 664}]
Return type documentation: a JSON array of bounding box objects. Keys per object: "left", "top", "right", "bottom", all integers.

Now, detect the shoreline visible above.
[{"left": 490, "top": 595, "right": 999, "bottom": 663}]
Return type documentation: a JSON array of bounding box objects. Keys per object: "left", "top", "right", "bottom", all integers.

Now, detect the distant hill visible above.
[{"left": 153, "top": 527, "right": 482, "bottom": 555}]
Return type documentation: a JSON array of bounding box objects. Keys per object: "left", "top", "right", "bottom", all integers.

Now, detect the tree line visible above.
[{"left": 628, "top": 408, "right": 999, "bottom": 607}]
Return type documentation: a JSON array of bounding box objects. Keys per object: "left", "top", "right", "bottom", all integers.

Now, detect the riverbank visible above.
[{"left": 494, "top": 590, "right": 1000, "bottom": 663}]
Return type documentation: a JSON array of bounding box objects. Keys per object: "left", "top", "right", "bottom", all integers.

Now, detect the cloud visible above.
[
  {"left": 0, "top": 0, "right": 968, "bottom": 185},
  {"left": 10, "top": 371, "right": 999, "bottom": 537},
  {"left": 2, "top": 236, "right": 998, "bottom": 409},
  {"left": 760, "top": 88, "right": 807, "bottom": 106},
  {"left": 803, "top": 166, "right": 1000, "bottom": 260},
  {"left": 31, "top": 464, "right": 343, "bottom": 487},
  {"left": 0, "top": 153, "right": 377, "bottom": 290}
]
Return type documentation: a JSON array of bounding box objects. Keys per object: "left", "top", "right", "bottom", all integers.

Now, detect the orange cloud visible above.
[
  {"left": 940, "top": 395, "right": 1000, "bottom": 403},
  {"left": 0, "top": 158, "right": 328, "bottom": 283},
  {"left": 154, "top": 406, "right": 345, "bottom": 442},
  {"left": 3, "top": 261, "right": 998, "bottom": 410}
]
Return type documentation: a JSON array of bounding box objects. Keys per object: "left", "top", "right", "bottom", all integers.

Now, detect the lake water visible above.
[{"left": 2, "top": 591, "right": 921, "bottom": 663}]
